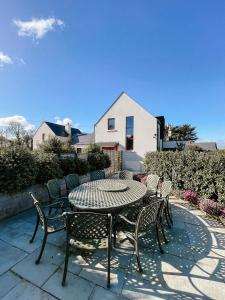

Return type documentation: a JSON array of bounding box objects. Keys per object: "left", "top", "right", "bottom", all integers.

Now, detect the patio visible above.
[{"left": 0, "top": 197, "right": 225, "bottom": 300}]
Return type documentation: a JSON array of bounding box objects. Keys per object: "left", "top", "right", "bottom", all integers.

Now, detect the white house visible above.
[
  {"left": 33, "top": 121, "right": 81, "bottom": 150},
  {"left": 95, "top": 92, "right": 164, "bottom": 172}
]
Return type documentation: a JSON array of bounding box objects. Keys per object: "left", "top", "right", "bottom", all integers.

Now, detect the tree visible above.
[
  {"left": 39, "top": 137, "right": 76, "bottom": 156},
  {"left": 165, "top": 124, "right": 198, "bottom": 141}
]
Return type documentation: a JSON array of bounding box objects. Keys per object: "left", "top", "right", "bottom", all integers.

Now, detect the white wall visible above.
[
  {"left": 33, "top": 123, "right": 70, "bottom": 150},
  {"left": 95, "top": 93, "right": 158, "bottom": 172}
]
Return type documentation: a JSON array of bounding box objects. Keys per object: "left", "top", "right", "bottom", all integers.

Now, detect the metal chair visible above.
[
  {"left": 62, "top": 211, "right": 112, "bottom": 288},
  {"left": 119, "top": 170, "right": 133, "bottom": 180},
  {"left": 143, "top": 174, "right": 160, "bottom": 203},
  {"left": 29, "top": 192, "right": 65, "bottom": 264},
  {"left": 115, "top": 200, "right": 167, "bottom": 272},
  {"left": 65, "top": 173, "right": 80, "bottom": 194},
  {"left": 90, "top": 170, "right": 105, "bottom": 181},
  {"left": 160, "top": 180, "right": 173, "bottom": 228},
  {"left": 46, "top": 179, "right": 72, "bottom": 215}
]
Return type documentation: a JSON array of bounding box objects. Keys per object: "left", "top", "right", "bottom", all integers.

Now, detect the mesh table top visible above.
[{"left": 69, "top": 179, "right": 147, "bottom": 211}]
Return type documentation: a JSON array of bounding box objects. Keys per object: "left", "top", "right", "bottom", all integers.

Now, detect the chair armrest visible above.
[
  {"left": 42, "top": 201, "right": 63, "bottom": 208},
  {"left": 118, "top": 214, "right": 136, "bottom": 226},
  {"left": 46, "top": 214, "right": 64, "bottom": 221}
]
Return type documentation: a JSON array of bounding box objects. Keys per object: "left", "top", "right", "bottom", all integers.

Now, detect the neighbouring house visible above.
[
  {"left": 72, "top": 133, "right": 95, "bottom": 153},
  {"left": 95, "top": 92, "right": 164, "bottom": 172},
  {"left": 32, "top": 121, "right": 81, "bottom": 150},
  {"left": 163, "top": 140, "right": 218, "bottom": 151}
]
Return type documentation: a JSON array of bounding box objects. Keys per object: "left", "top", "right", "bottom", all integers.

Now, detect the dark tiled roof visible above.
[
  {"left": 72, "top": 133, "right": 95, "bottom": 145},
  {"left": 195, "top": 142, "right": 217, "bottom": 151},
  {"left": 45, "top": 122, "right": 81, "bottom": 137}
]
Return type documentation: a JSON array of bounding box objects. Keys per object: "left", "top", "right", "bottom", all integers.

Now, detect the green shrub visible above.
[
  {"left": 33, "top": 150, "right": 63, "bottom": 184},
  {"left": 0, "top": 145, "right": 37, "bottom": 193},
  {"left": 87, "top": 152, "right": 111, "bottom": 171},
  {"left": 144, "top": 150, "right": 225, "bottom": 202},
  {"left": 60, "top": 157, "right": 77, "bottom": 176},
  {"left": 75, "top": 158, "right": 89, "bottom": 175}
]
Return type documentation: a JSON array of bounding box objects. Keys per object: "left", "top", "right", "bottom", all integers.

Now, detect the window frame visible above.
[
  {"left": 107, "top": 118, "right": 115, "bottom": 131},
  {"left": 125, "top": 116, "right": 134, "bottom": 151}
]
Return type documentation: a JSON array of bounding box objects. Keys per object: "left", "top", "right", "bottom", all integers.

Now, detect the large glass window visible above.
[
  {"left": 108, "top": 118, "right": 115, "bottom": 130},
  {"left": 126, "top": 116, "right": 134, "bottom": 150}
]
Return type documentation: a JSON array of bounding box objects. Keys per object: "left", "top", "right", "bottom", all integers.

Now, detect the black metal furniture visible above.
[
  {"left": 46, "top": 179, "right": 72, "bottom": 214},
  {"left": 29, "top": 192, "right": 65, "bottom": 264},
  {"left": 119, "top": 170, "right": 133, "bottom": 180},
  {"left": 90, "top": 170, "right": 106, "bottom": 181},
  {"left": 62, "top": 211, "right": 112, "bottom": 288},
  {"left": 65, "top": 173, "right": 80, "bottom": 194},
  {"left": 115, "top": 199, "right": 167, "bottom": 272},
  {"left": 68, "top": 179, "right": 147, "bottom": 212},
  {"left": 160, "top": 180, "right": 173, "bottom": 228}
]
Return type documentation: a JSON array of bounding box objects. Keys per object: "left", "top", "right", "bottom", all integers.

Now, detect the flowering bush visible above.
[
  {"left": 199, "top": 199, "right": 223, "bottom": 216},
  {"left": 183, "top": 190, "right": 199, "bottom": 205}
]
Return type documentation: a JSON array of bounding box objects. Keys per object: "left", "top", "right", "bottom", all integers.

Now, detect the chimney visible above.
[{"left": 65, "top": 122, "right": 71, "bottom": 137}]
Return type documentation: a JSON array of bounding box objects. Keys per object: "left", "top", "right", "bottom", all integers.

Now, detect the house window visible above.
[
  {"left": 42, "top": 133, "right": 45, "bottom": 142},
  {"left": 126, "top": 116, "right": 134, "bottom": 150},
  {"left": 108, "top": 118, "right": 115, "bottom": 130},
  {"left": 77, "top": 148, "right": 82, "bottom": 154}
]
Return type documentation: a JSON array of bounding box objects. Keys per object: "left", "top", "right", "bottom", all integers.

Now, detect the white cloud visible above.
[
  {"left": 0, "top": 51, "right": 13, "bottom": 67},
  {"left": 13, "top": 17, "right": 64, "bottom": 40},
  {"left": 0, "top": 115, "right": 35, "bottom": 131},
  {"left": 54, "top": 117, "right": 80, "bottom": 129}
]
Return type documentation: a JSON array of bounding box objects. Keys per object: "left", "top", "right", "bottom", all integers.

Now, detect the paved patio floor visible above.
[{"left": 0, "top": 198, "right": 225, "bottom": 300}]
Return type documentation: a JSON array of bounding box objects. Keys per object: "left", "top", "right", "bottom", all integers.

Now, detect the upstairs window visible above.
[
  {"left": 42, "top": 133, "right": 45, "bottom": 142},
  {"left": 108, "top": 118, "right": 115, "bottom": 130},
  {"left": 126, "top": 116, "right": 134, "bottom": 150}
]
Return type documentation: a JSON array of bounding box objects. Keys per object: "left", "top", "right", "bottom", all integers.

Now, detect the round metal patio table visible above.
[{"left": 68, "top": 179, "right": 147, "bottom": 212}]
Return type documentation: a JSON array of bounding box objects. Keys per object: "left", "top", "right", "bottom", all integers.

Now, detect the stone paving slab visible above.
[
  {"left": 0, "top": 240, "right": 27, "bottom": 275},
  {"left": 1, "top": 280, "right": 56, "bottom": 300},
  {"left": 0, "top": 271, "right": 21, "bottom": 298},
  {"left": 42, "top": 268, "right": 94, "bottom": 300}
]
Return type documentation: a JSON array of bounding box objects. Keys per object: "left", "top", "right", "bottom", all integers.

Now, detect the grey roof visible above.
[
  {"left": 45, "top": 122, "right": 81, "bottom": 137},
  {"left": 72, "top": 133, "right": 95, "bottom": 145},
  {"left": 195, "top": 142, "right": 217, "bottom": 151}
]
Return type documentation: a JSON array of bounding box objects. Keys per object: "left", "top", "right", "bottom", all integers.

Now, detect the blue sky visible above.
[{"left": 0, "top": 0, "right": 225, "bottom": 147}]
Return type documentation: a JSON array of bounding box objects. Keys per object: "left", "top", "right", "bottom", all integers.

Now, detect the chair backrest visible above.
[
  {"left": 46, "top": 179, "right": 61, "bottom": 200},
  {"left": 146, "top": 174, "right": 160, "bottom": 193},
  {"left": 119, "top": 170, "right": 133, "bottom": 180},
  {"left": 161, "top": 180, "right": 172, "bottom": 198},
  {"left": 64, "top": 211, "right": 112, "bottom": 240},
  {"left": 90, "top": 170, "right": 105, "bottom": 181},
  {"left": 65, "top": 173, "right": 80, "bottom": 193},
  {"left": 136, "top": 200, "right": 163, "bottom": 234},
  {"left": 29, "top": 192, "right": 47, "bottom": 229}
]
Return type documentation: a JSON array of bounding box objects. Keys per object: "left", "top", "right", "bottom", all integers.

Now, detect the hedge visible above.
[
  {"left": 0, "top": 146, "right": 111, "bottom": 194},
  {"left": 0, "top": 146, "right": 37, "bottom": 193},
  {"left": 144, "top": 151, "right": 225, "bottom": 202}
]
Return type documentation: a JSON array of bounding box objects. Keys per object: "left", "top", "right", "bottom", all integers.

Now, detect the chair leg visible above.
[
  {"left": 160, "top": 221, "right": 168, "bottom": 244},
  {"left": 135, "top": 239, "right": 143, "bottom": 273},
  {"left": 48, "top": 206, "right": 52, "bottom": 216},
  {"left": 107, "top": 236, "right": 111, "bottom": 288},
  {"left": 35, "top": 232, "right": 47, "bottom": 264},
  {"left": 62, "top": 241, "right": 70, "bottom": 286},
  {"left": 165, "top": 209, "right": 171, "bottom": 229},
  {"left": 167, "top": 202, "right": 173, "bottom": 225},
  {"left": 156, "top": 223, "right": 164, "bottom": 254},
  {"left": 30, "top": 216, "right": 39, "bottom": 243}
]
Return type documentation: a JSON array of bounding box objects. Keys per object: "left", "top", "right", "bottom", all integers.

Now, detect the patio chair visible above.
[
  {"left": 143, "top": 174, "right": 160, "bottom": 203},
  {"left": 46, "top": 179, "right": 72, "bottom": 215},
  {"left": 62, "top": 211, "right": 112, "bottom": 288},
  {"left": 160, "top": 180, "right": 173, "bottom": 228},
  {"left": 115, "top": 199, "right": 167, "bottom": 272},
  {"left": 118, "top": 170, "right": 133, "bottom": 180},
  {"left": 29, "top": 192, "right": 65, "bottom": 264},
  {"left": 65, "top": 173, "right": 80, "bottom": 194},
  {"left": 90, "top": 170, "right": 105, "bottom": 181}
]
